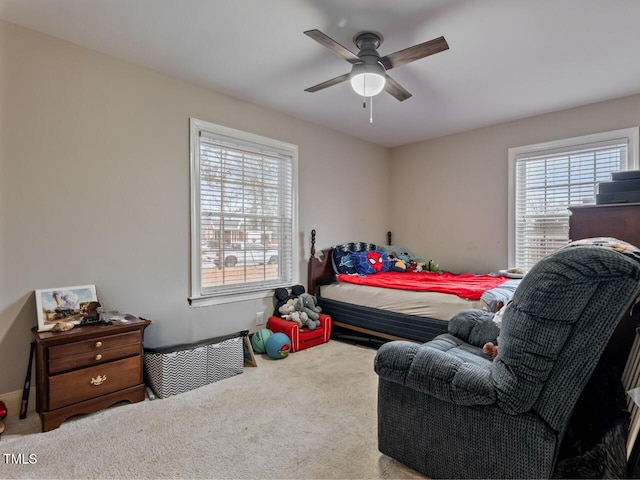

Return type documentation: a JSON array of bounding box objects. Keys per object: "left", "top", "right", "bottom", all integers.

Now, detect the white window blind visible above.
[
  {"left": 513, "top": 135, "right": 630, "bottom": 272},
  {"left": 190, "top": 119, "right": 297, "bottom": 303}
]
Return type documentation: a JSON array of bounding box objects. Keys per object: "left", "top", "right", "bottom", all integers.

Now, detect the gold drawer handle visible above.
[
  {"left": 95, "top": 341, "right": 102, "bottom": 348},
  {"left": 95, "top": 354, "right": 102, "bottom": 361},
  {"left": 90, "top": 375, "right": 107, "bottom": 386}
]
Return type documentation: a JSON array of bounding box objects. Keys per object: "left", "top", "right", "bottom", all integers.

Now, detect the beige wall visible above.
[
  {"left": 0, "top": 21, "right": 390, "bottom": 394},
  {"left": 3, "top": 18, "right": 639, "bottom": 397},
  {"left": 390, "top": 95, "right": 640, "bottom": 274}
]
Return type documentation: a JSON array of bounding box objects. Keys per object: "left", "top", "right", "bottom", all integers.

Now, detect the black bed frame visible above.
[{"left": 307, "top": 229, "right": 448, "bottom": 344}]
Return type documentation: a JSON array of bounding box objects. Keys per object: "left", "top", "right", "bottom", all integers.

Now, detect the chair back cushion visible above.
[{"left": 493, "top": 241, "right": 640, "bottom": 431}]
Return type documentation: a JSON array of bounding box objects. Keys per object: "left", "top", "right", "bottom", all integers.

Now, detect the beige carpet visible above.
[{"left": 0, "top": 340, "right": 424, "bottom": 479}]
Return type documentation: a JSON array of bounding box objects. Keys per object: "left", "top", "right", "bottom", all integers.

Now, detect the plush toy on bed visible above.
[
  {"left": 408, "top": 260, "right": 440, "bottom": 272},
  {"left": 389, "top": 258, "right": 407, "bottom": 272},
  {"left": 425, "top": 260, "right": 439, "bottom": 272},
  {"left": 385, "top": 246, "right": 412, "bottom": 265}
]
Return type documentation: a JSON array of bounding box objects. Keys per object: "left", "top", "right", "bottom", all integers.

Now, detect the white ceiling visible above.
[{"left": 2, "top": 0, "right": 640, "bottom": 147}]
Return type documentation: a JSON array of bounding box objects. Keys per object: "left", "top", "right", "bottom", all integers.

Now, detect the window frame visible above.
[
  {"left": 188, "top": 118, "right": 299, "bottom": 307},
  {"left": 508, "top": 127, "right": 639, "bottom": 270}
]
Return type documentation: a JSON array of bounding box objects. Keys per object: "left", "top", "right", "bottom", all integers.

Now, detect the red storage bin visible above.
[{"left": 267, "top": 313, "right": 331, "bottom": 352}]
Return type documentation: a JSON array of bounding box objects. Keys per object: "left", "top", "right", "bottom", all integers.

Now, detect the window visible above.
[
  {"left": 189, "top": 118, "right": 298, "bottom": 305},
  {"left": 508, "top": 128, "right": 638, "bottom": 271}
]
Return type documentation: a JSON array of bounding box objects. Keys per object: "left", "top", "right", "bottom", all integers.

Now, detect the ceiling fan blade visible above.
[
  {"left": 305, "top": 72, "right": 351, "bottom": 93},
  {"left": 384, "top": 75, "right": 412, "bottom": 101},
  {"left": 304, "top": 29, "right": 361, "bottom": 64},
  {"left": 379, "top": 36, "right": 449, "bottom": 70}
]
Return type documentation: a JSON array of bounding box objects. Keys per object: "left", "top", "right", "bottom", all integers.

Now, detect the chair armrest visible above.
[
  {"left": 317, "top": 313, "right": 331, "bottom": 329},
  {"left": 448, "top": 309, "right": 500, "bottom": 348},
  {"left": 374, "top": 341, "right": 496, "bottom": 406},
  {"left": 267, "top": 316, "right": 299, "bottom": 335}
]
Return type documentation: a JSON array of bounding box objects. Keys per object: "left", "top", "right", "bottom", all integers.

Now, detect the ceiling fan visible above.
[{"left": 304, "top": 29, "right": 449, "bottom": 101}]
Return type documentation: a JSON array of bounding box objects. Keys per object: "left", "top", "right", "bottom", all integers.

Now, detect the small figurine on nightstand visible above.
[{"left": 80, "top": 301, "right": 104, "bottom": 325}]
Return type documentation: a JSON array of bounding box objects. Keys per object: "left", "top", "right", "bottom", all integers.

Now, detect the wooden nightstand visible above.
[{"left": 31, "top": 316, "right": 151, "bottom": 432}]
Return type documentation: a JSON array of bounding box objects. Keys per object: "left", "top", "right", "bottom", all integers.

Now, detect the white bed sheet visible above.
[{"left": 319, "top": 282, "right": 488, "bottom": 321}]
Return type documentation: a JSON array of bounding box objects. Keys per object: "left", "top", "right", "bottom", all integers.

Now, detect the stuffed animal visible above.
[
  {"left": 483, "top": 337, "right": 499, "bottom": 359},
  {"left": 295, "top": 293, "right": 322, "bottom": 328},
  {"left": 279, "top": 298, "right": 315, "bottom": 329},
  {"left": 290, "top": 284, "right": 305, "bottom": 297},
  {"left": 425, "top": 260, "right": 439, "bottom": 272},
  {"left": 482, "top": 304, "right": 506, "bottom": 359},
  {"left": 273, "top": 285, "right": 319, "bottom": 329},
  {"left": 389, "top": 258, "right": 407, "bottom": 272},
  {"left": 273, "top": 284, "right": 307, "bottom": 316},
  {"left": 279, "top": 298, "right": 302, "bottom": 327},
  {"left": 406, "top": 258, "right": 439, "bottom": 272},
  {"left": 273, "top": 287, "right": 291, "bottom": 317},
  {"left": 282, "top": 310, "right": 309, "bottom": 327},
  {"left": 292, "top": 298, "right": 317, "bottom": 330},
  {"left": 388, "top": 248, "right": 412, "bottom": 265}
]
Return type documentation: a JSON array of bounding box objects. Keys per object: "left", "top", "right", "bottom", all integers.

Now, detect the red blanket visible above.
[{"left": 336, "top": 271, "right": 508, "bottom": 300}]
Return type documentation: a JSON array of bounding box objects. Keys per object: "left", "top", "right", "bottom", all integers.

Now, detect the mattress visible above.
[{"left": 319, "top": 282, "right": 488, "bottom": 321}]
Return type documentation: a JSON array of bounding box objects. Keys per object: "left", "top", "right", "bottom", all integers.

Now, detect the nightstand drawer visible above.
[
  {"left": 49, "top": 331, "right": 141, "bottom": 359},
  {"left": 48, "top": 356, "right": 142, "bottom": 410},
  {"left": 48, "top": 343, "right": 140, "bottom": 374}
]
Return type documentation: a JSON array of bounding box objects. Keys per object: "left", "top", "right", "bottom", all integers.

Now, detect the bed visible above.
[{"left": 307, "top": 229, "right": 520, "bottom": 344}]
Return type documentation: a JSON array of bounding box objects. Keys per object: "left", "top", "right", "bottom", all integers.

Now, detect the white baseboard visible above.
[{"left": 0, "top": 388, "right": 37, "bottom": 419}]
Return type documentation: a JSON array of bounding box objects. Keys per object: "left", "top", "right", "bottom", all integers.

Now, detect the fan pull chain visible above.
[
  {"left": 370, "top": 96, "right": 374, "bottom": 123},
  {"left": 359, "top": 76, "right": 374, "bottom": 123}
]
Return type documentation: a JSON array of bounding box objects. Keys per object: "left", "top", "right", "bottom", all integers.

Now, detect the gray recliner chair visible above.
[{"left": 374, "top": 242, "right": 640, "bottom": 479}]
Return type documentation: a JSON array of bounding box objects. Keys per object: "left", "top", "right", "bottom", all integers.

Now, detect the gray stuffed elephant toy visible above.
[{"left": 295, "top": 293, "right": 322, "bottom": 328}]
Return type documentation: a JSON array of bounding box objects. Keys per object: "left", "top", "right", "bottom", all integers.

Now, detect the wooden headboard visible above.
[{"left": 307, "top": 229, "right": 392, "bottom": 295}]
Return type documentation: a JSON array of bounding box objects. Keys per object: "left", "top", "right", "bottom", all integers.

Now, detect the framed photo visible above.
[
  {"left": 35, "top": 285, "right": 98, "bottom": 331},
  {"left": 242, "top": 335, "right": 257, "bottom": 367}
]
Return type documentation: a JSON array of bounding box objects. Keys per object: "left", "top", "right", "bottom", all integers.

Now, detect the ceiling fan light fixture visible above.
[{"left": 350, "top": 62, "right": 386, "bottom": 97}]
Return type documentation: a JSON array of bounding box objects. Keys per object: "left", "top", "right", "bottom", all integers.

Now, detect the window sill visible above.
[{"left": 188, "top": 289, "right": 273, "bottom": 307}]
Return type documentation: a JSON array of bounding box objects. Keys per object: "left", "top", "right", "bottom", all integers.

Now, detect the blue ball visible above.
[{"left": 265, "top": 332, "right": 291, "bottom": 359}]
